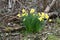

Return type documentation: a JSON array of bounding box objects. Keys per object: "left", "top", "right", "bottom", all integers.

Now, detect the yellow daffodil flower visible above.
[
  {"left": 38, "top": 12, "right": 41, "bottom": 16},
  {"left": 22, "top": 13, "right": 28, "bottom": 16},
  {"left": 39, "top": 12, "right": 45, "bottom": 19},
  {"left": 38, "top": 17, "right": 43, "bottom": 21},
  {"left": 30, "top": 8, "right": 35, "bottom": 13},
  {"left": 45, "top": 14, "right": 49, "bottom": 19},
  {"left": 17, "top": 13, "right": 21, "bottom": 17},
  {"left": 49, "top": 19, "right": 52, "bottom": 22},
  {"left": 22, "top": 9, "right": 26, "bottom": 13},
  {"left": 41, "top": 12, "right": 45, "bottom": 17},
  {"left": 22, "top": 13, "right": 26, "bottom": 16}
]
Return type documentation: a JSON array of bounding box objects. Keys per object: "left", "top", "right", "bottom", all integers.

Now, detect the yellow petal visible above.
[
  {"left": 22, "top": 13, "right": 28, "bottom": 16},
  {"left": 41, "top": 12, "right": 45, "bottom": 17},
  {"left": 22, "top": 9, "right": 26, "bottom": 13},
  {"left": 17, "top": 13, "right": 21, "bottom": 17},
  {"left": 45, "top": 14, "right": 49, "bottom": 19},
  {"left": 40, "top": 12, "right": 45, "bottom": 19},
  {"left": 22, "top": 13, "right": 26, "bottom": 16},
  {"left": 30, "top": 8, "right": 35, "bottom": 13},
  {"left": 38, "top": 17, "right": 43, "bottom": 21},
  {"left": 38, "top": 12, "right": 41, "bottom": 16}
]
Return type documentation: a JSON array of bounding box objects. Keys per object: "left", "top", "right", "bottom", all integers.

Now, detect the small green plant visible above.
[
  {"left": 17, "top": 8, "right": 49, "bottom": 33},
  {"left": 47, "top": 34, "right": 60, "bottom": 40},
  {"left": 56, "top": 18, "right": 60, "bottom": 24}
]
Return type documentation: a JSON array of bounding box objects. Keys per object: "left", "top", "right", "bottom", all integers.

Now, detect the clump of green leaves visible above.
[{"left": 23, "top": 14, "right": 44, "bottom": 33}]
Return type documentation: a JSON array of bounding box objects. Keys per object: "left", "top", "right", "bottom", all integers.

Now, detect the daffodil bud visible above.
[{"left": 49, "top": 19, "right": 52, "bottom": 22}]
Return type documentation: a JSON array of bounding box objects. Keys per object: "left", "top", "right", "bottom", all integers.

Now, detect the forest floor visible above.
[{"left": 0, "top": 0, "right": 60, "bottom": 40}]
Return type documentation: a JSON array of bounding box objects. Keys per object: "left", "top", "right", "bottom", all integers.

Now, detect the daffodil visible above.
[
  {"left": 30, "top": 8, "right": 35, "bottom": 13},
  {"left": 49, "top": 19, "right": 52, "bottom": 22},
  {"left": 38, "top": 17, "right": 43, "bottom": 21},
  {"left": 38, "top": 12, "right": 41, "bottom": 16},
  {"left": 41, "top": 12, "right": 45, "bottom": 17},
  {"left": 22, "top": 13, "right": 26, "bottom": 16},
  {"left": 17, "top": 13, "right": 21, "bottom": 17},
  {"left": 39, "top": 12, "right": 45, "bottom": 19},
  {"left": 22, "top": 13, "right": 28, "bottom": 16},
  {"left": 45, "top": 14, "right": 49, "bottom": 19},
  {"left": 22, "top": 9, "right": 26, "bottom": 13}
]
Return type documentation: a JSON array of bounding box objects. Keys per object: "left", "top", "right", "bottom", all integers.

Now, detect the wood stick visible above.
[{"left": 44, "top": 0, "right": 56, "bottom": 13}]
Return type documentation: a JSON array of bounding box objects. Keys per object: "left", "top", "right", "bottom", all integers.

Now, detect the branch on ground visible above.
[{"left": 44, "top": 0, "right": 56, "bottom": 13}]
